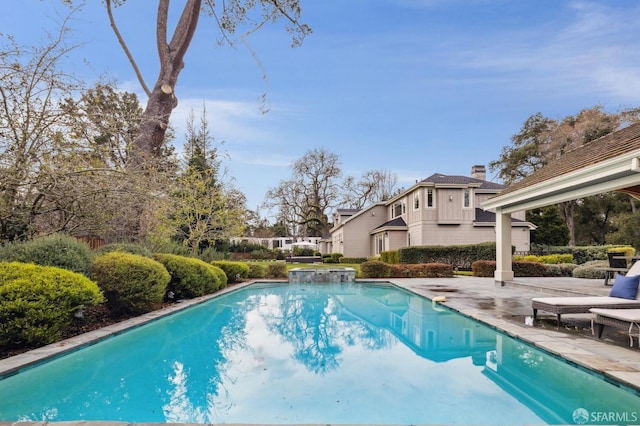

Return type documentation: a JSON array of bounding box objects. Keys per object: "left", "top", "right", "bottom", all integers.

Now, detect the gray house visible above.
[{"left": 327, "top": 165, "right": 534, "bottom": 258}]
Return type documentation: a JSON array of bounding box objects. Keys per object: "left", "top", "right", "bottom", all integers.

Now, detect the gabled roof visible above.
[
  {"left": 421, "top": 173, "right": 506, "bottom": 191},
  {"left": 372, "top": 217, "right": 407, "bottom": 231}
]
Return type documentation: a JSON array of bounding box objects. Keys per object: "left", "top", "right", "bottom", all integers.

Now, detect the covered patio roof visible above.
[{"left": 482, "top": 122, "right": 640, "bottom": 282}]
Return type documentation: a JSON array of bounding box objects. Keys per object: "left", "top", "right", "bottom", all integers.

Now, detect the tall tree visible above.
[
  {"left": 64, "top": 0, "right": 311, "bottom": 164},
  {"left": 490, "top": 106, "right": 640, "bottom": 246},
  {"left": 263, "top": 148, "right": 342, "bottom": 237},
  {"left": 169, "top": 107, "right": 246, "bottom": 253},
  {"left": 341, "top": 169, "right": 399, "bottom": 209},
  {"left": 0, "top": 22, "right": 83, "bottom": 240}
]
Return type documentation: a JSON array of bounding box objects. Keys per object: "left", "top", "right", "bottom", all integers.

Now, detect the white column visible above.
[{"left": 494, "top": 208, "right": 514, "bottom": 283}]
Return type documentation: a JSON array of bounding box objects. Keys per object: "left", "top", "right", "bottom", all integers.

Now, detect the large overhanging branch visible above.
[{"left": 106, "top": 0, "right": 151, "bottom": 96}]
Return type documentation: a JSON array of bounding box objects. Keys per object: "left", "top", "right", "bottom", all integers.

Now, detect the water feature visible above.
[{"left": 0, "top": 282, "right": 638, "bottom": 424}]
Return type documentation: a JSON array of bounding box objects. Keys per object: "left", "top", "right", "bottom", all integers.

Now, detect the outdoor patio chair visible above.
[
  {"left": 590, "top": 308, "right": 640, "bottom": 347},
  {"left": 596, "top": 252, "right": 631, "bottom": 286},
  {"left": 531, "top": 261, "right": 640, "bottom": 325}
]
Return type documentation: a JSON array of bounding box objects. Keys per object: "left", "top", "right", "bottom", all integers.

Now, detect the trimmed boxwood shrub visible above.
[
  {"left": 211, "top": 260, "right": 250, "bottom": 283},
  {"left": 266, "top": 262, "right": 287, "bottom": 279},
  {"left": 0, "top": 234, "right": 94, "bottom": 275},
  {"left": 95, "top": 243, "right": 153, "bottom": 258},
  {"left": 92, "top": 252, "right": 170, "bottom": 316},
  {"left": 572, "top": 260, "right": 608, "bottom": 279},
  {"left": 544, "top": 263, "right": 579, "bottom": 277},
  {"left": 361, "top": 260, "right": 391, "bottom": 278},
  {"left": 247, "top": 263, "right": 266, "bottom": 279},
  {"left": 153, "top": 253, "right": 227, "bottom": 299},
  {"left": 0, "top": 262, "right": 104, "bottom": 347}
]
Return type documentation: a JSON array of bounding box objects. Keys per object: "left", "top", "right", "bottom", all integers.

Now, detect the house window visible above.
[
  {"left": 463, "top": 188, "right": 471, "bottom": 208},
  {"left": 393, "top": 202, "right": 403, "bottom": 218},
  {"left": 414, "top": 193, "right": 419, "bottom": 209},
  {"left": 375, "top": 233, "right": 384, "bottom": 254},
  {"left": 426, "top": 189, "right": 434, "bottom": 208}
]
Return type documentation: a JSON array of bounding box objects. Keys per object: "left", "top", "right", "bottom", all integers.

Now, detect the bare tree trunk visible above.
[
  {"left": 108, "top": 0, "right": 202, "bottom": 163},
  {"left": 560, "top": 201, "right": 576, "bottom": 246}
]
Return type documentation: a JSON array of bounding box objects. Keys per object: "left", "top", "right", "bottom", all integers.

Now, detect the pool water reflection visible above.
[{"left": 0, "top": 282, "right": 638, "bottom": 424}]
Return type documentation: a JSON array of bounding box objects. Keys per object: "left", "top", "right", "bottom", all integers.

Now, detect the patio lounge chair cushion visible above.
[{"left": 609, "top": 273, "right": 640, "bottom": 300}]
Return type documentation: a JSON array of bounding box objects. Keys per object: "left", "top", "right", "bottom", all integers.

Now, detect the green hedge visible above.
[
  {"left": 530, "top": 244, "right": 635, "bottom": 264},
  {"left": 399, "top": 242, "right": 497, "bottom": 269},
  {"left": 472, "top": 260, "right": 547, "bottom": 277},
  {"left": 91, "top": 252, "right": 170, "bottom": 316},
  {"left": 389, "top": 263, "right": 454, "bottom": 278},
  {"left": 0, "top": 262, "right": 104, "bottom": 347},
  {"left": 153, "top": 253, "right": 226, "bottom": 299},
  {"left": 0, "top": 234, "right": 94, "bottom": 275},
  {"left": 339, "top": 257, "right": 368, "bottom": 264},
  {"left": 380, "top": 250, "right": 400, "bottom": 264},
  {"left": 211, "top": 260, "right": 250, "bottom": 283},
  {"left": 514, "top": 253, "right": 575, "bottom": 264}
]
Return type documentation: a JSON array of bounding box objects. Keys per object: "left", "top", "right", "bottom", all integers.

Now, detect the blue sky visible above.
[{"left": 3, "top": 1, "right": 640, "bottom": 217}]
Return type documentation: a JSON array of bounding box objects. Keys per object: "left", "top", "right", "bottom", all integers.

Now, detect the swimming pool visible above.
[{"left": 1, "top": 281, "right": 638, "bottom": 424}]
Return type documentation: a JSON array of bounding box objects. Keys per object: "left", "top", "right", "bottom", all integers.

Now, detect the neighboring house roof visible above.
[{"left": 421, "top": 173, "right": 506, "bottom": 191}]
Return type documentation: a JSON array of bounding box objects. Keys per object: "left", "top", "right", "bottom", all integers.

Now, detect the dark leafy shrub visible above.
[
  {"left": 0, "top": 262, "right": 104, "bottom": 347},
  {"left": 247, "top": 263, "right": 266, "bottom": 279},
  {"left": 91, "top": 252, "right": 170, "bottom": 316},
  {"left": 211, "top": 260, "right": 250, "bottom": 283},
  {"left": 266, "top": 262, "right": 287, "bottom": 278},
  {"left": 361, "top": 261, "right": 391, "bottom": 278},
  {"left": 387, "top": 263, "right": 454, "bottom": 278},
  {"left": 153, "top": 253, "right": 226, "bottom": 299},
  {"left": 0, "top": 234, "right": 94, "bottom": 275},
  {"left": 513, "top": 261, "right": 547, "bottom": 277},
  {"left": 472, "top": 260, "right": 496, "bottom": 277},
  {"left": 472, "top": 260, "right": 547, "bottom": 277},
  {"left": 94, "top": 243, "right": 153, "bottom": 258}
]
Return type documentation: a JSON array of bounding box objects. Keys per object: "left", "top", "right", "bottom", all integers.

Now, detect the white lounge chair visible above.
[
  {"left": 590, "top": 308, "right": 640, "bottom": 347},
  {"left": 531, "top": 261, "right": 640, "bottom": 325}
]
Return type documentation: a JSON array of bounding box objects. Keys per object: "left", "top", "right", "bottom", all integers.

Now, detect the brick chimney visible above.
[{"left": 471, "top": 165, "right": 486, "bottom": 181}]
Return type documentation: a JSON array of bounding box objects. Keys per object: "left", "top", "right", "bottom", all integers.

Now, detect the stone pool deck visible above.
[
  {"left": 390, "top": 276, "right": 640, "bottom": 394},
  {"left": 1, "top": 276, "right": 640, "bottom": 426}
]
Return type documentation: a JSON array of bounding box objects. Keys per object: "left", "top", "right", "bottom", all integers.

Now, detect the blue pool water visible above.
[{"left": 1, "top": 282, "right": 639, "bottom": 424}]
